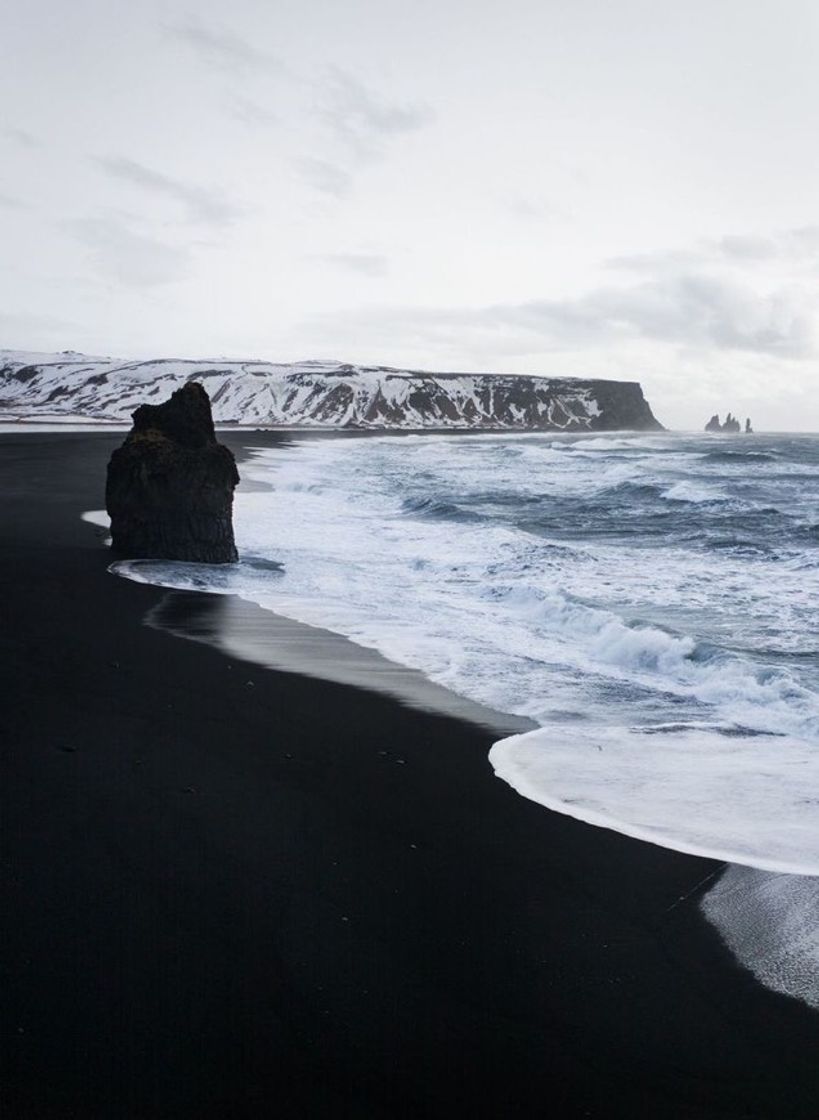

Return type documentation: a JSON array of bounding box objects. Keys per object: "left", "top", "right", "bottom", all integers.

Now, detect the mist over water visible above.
[{"left": 112, "top": 429, "right": 819, "bottom": 1007}]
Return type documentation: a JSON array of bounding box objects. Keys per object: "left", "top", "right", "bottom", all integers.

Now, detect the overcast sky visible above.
[{"left": 2, "top": 0, "right": 819, "bottom": 428}]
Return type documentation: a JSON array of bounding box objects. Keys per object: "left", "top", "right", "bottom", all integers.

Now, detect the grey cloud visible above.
[
  {"left": 165, "top": 17, "right": 277, "bottom": 72},
  {"left": 1, "top": 126, "right": 39, "bottom": 148},
  {"left": 313, "top": 253, "right": 389, "bottom": 277},
  {"left": 320, "top": 68, "right": 433, "bottom": 159},
  {"left": 64, "top": 217, "right": 191, "bottom": 287},
  {"left": 719, "top": 226, "right": 819, "bottom": 261},
  {"left": 785, "top": 226, "right": 819, "bottom": 254},
  {"left": 95, "top": 157, "right": 238, "bottom": 226},
  {"left": 717, "top": 234, "right": 778, "bottom": 261},
  {"left": 298, "top": 157, "right": 353, "bottom": 199},
  {"left": 0, "top": 309, "right": 81, "bottom": 341},
  {"left": 610, "top": 226, "right": 819, "bottom": 273},
  {"left": 0, "top": 190, "right": 26, "bottom": 209},
  {"left": 596, "top": 229, "right": 819, "bottom": 357},
  {"left": 229, "top": 96, "right": 279, "bottom": 127},
  {"left": 501, "top": 274, "right": 814, "bottom": 357},
  {"left": 303, "top": 271, "right": 815, "bottom": 360}
]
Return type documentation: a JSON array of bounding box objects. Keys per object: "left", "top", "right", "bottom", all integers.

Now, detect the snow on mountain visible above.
[{"left": 0, "top": 351, "right": 662, "bottom": 430}]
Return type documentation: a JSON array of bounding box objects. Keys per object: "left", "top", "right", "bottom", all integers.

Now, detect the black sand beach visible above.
[{"left": 2, "top": 430, "right": 818, "bottom": 1119}]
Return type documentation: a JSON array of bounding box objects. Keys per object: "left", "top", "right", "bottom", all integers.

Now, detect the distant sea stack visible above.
[
  {"left": 106, "top": 383, "right": 239, "bottom": 563},
  {"left": 0, "top": 351, "right": 663, "bottom": 431},
  {"left": 705, "top": 413, "right": 749, "bottom": 434}
]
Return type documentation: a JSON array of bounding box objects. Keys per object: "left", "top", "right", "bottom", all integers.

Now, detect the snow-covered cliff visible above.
[{"left": 0, "top": 351, "right": 662, "bottom": 430}]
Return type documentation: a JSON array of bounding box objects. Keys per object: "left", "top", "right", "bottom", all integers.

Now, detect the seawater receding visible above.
[
  {"left": 111, "top": 563, "right": 529, "bottom": 737},
  {"left": 81, "top": 509, "right": 110, "bottom": 528},
  {"left": 82, "top": 508, "right": 111, "bottom": 546},
  {"left": 701, "top": 866, "right": 819, "bottom": 1011},
  {"left": 489, "top": 724, "right": 819, "bottom": 876}
]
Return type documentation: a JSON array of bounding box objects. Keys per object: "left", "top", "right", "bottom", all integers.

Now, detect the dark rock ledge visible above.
[{"left": 106, "top": 383, "right": 239, "bottom": 563}]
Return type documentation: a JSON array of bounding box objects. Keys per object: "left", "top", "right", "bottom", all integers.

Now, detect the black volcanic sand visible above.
[{"left": 2, "top": 430, "right": 818, "bottom": 1120}]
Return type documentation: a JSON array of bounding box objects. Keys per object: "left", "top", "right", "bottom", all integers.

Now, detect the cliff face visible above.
[
  {"left": 106, "top": 383, "right": 239, "bottom": 563},
  {"left": 0, "top": 352, "right": 663, "bottom": 431}
]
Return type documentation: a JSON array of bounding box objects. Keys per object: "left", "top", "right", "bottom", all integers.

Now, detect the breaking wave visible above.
[{"left": 702, "top": 449, "right": 778, "bottom": 464}]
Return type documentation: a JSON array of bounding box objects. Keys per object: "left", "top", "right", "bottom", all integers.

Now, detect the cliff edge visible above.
[{"left": 0, "top": 352, "right": 663, "bottom": 431}]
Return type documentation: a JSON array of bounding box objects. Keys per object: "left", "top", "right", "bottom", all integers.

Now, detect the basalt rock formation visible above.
[
  {"left": 705, "top": 412, "right": 744, "bottom": 433},
  {"left": 106, "top": 382, "right": 239, "bottom": 563}
]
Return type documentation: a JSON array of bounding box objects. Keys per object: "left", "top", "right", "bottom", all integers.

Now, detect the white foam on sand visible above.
[
  {"left": 81, "top": 510, "right": 110, "bottom": 528},
  {"left": 701, "top": 866, "right": 819, "bottom": 1009},
  {"left": 489, "top": 724, "right": 819, "bottom": 875}
]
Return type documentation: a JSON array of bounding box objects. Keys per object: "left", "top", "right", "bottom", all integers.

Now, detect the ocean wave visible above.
[
  {"left": 110, "top": 555, "right": 283, "bottom": 594},
  {"left": 561, "top": 436, "right": 668, "bottom": 453},
  {"left": 702, "top": 450, "right": 778, "bottom": 464},
  {"left": 701, "top": 536, "right": 776, "bottom": 555},
  {"left": 400, "top": 496, "right": 481, "bottom": 522},
  {"left": 490, "top": 584, "right": 819, "bottom": 739},
  {"left": 661, "top": 480, "right": 729, "bottom": 503}
]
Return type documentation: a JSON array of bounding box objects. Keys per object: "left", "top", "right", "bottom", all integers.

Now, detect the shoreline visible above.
[
  {"left": 142, "top": 587, "right": 533, "bottom": 737},
  {"left": 2, "top": 429, "right": 819, "bottom": 1118}
]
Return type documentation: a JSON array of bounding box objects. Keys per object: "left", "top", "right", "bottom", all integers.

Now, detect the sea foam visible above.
[
  {"left": 490, "top": 724, "right": 819, "bottom": 875},
  {"left": 701, "top": 866, "right": 819, "bottom": 1009}
]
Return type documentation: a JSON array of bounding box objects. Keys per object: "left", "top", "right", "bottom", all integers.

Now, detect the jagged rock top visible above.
[
  {"left": 705, "top": 412, "right": 748, "bottom": 434},
  {"left": 131, "top": 381, "right": 217, "bottom": 448}
]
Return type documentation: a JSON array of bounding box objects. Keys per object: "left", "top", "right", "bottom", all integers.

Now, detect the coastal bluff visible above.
[
  {"left": 0, "top": 350, "right": 663, "bottom": 431},
  {"left": 106, "top": 383, "right": 239, "bottom": 563}
]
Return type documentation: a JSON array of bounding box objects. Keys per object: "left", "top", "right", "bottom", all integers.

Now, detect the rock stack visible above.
[
  {"left": 106, "top": 382, "right": 240, "bottom": 563},
  {"left": 705, "top": 412, "right": 743, "bottom": 433}
]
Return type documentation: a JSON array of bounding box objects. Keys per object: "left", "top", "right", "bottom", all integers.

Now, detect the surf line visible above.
[{"left": 663, "top": 862, "right": 730, "bottom": 916}]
